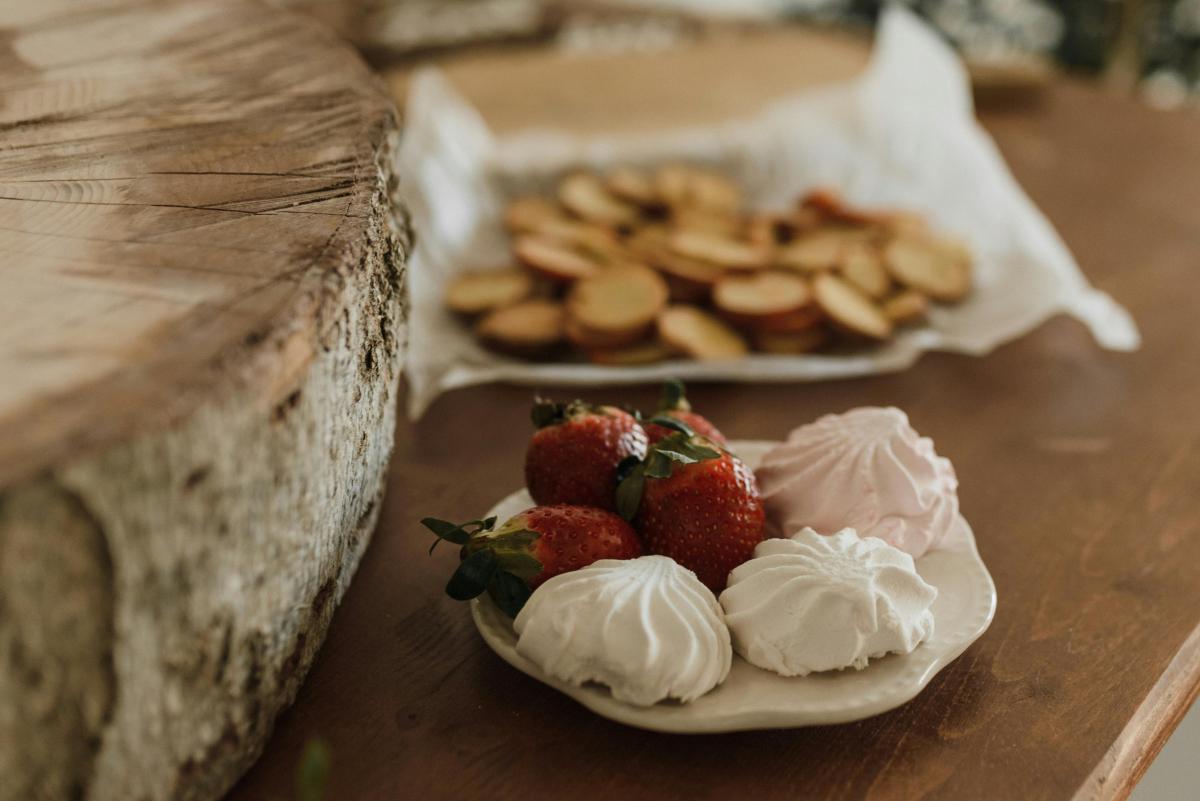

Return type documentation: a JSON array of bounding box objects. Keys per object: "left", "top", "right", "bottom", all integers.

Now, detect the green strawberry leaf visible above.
[
  {"left": 497, "top": 551, "right": 543, "bottom": 580},
  {"left": 656, "top": 448, "right": 699, "bottom": 465},
  {"left": 423, "top": 516, "right": 497, "bottom": 554},
  {"left": 445, "top": 548, "right": 498, "bottom": 600},
  {"left": 647, "top": 415, "right": 694, "bottom": 437},
  {"left": 616, "top": 464, "right": 647, "bottom": 521},
  {"left": 422, "top": 517, "right": 470, "bottom": 543},
  {"left": 488, "top": 525, "right": 539, "bottom": 546},
  {"left": 639, "top": 432, "right": 722, "bottom": 483},
  {"left": 683, "top": 442, "right": 721, "bottom": 461},
  {"left": 615, "top": 454, "right": 642, "bottom": 484},
  {"left": 667, "top": 433, "right": 722, "bottom": 462},
  {"left": 489, "top": 571, "right": 533, "bottom": 618},
  {"left": 644, "top": 451, "right": 674, "bottom": 479},
  {"left": 485, "top": 526, "right": 543, "bottom": 580}
]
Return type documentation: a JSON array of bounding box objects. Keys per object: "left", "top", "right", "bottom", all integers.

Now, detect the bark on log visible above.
[{"left": 0, "top": 1, "right": 409, "bottom": 799}]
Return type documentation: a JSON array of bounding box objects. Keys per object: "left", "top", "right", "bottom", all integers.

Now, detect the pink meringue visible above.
[{"left": 756, "top": 407, "right": 958, "bottom": 557}]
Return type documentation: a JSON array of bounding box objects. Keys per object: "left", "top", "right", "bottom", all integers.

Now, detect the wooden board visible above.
[
  {"left": 0, "top": 1, "right": 407, "bottom": 800},
  {"left": 385, "top": 24, "right": 871, "bottom": 136},
  {"left": 231, "top": 30, "right": 1200, "bottom": 801},
  {"left": 0, "top": 0, "right": 398, "bottom": 487}
]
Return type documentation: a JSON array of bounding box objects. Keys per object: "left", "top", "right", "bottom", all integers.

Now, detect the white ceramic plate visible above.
[{"left": 471, "top": 440, "right": 997, "bottom": 733}]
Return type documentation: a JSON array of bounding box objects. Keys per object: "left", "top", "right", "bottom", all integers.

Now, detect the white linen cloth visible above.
[{"left": 397, "top": 8, "right": 1139, "bottom": 419}]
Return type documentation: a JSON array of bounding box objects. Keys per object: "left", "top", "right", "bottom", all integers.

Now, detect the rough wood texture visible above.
[
  {"left": 0, "top": 1, "right": 408, "bottom": 800},
  {"left": 232, "top": 31, "right": 1200, "bottom": 801},
  {"left": 276, "top": 0, "right": 551, "bottom": 61}
]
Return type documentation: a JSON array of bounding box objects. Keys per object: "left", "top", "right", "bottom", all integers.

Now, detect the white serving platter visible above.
[{"left": 471, "top": 440, "right": 996, "bottom": 733}]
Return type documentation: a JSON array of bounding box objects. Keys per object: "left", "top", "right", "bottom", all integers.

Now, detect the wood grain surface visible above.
[
  {"left": 0, "top": 2, "right": 408, "bottom": 800},
  {"left": 0, "top": 0, "right": 398, "bottom": 489},
  {"left": 231, "top": 33, "right": 1200, "bottom": 801}
]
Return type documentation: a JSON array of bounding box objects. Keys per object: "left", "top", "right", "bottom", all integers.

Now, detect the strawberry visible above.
[
  {"left": 424, "top": 505, "right": 643, "bottom": 616},
  {"left": 643, "top": 379, "right": 726, "bottom": 446},
  {"left": 616, "top": 433, "right": 764, "bottom": 592},
  {"left": 525, "top": 398, "right": 648, "bottom": 511}
]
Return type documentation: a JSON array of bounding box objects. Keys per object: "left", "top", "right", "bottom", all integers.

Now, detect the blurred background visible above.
[
  {"left": 277, "top": 0, "right": 1200, "bottom": 108},
  {"left": 267, "top": 2, "right": 1197, "bottom": 799}
]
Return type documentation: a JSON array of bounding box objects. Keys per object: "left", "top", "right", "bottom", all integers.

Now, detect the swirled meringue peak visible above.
[
  {"left": 719, "top": 528, "right": 937, "bottom": 676},
  {"left": 513, "top": 556, "right": 731, "bottom": 706},
  {"left": 757, "top": 407, "right": 958, "bottom": 557}
]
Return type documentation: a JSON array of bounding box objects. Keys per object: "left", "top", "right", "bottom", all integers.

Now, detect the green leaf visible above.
[
  {"left": 638, "top": 430, "right": 722, "bottom": 484},
  {"left": 498, "top": 551, "right": 543, "bottom": 580},
  {"left": 666, "top": 434, "right": 721, "bottom": 463},
  {"left": 655, "top": 430, "right": 690, "bottom": 448},
  {"left": 489, "top": 571, "right": 533, "bottom": 618},
  {"left": 616, "top": 465, "right": 646, "bottom": 521},
  {"left": 647, "top": 415, "right": 694, "bottom": 437},
  {"left": 644, "top": 451, "right": 674, "bottom": 479},
  {"left": 486, "top": 527, "right": 543, "bottom": 580},
  {"left": 296, "top": 738, "right": 331, "bottom": 801},
  {"left": 446, "top": 549, "right": 498, "bottom": 600},
  {"left": 423, "top": 516, "right": 496, "bottom": 554},
  {"left": 424, "top": 517, "right": 468, "bottom": 555},
  {"left": 656, "top": 448, "right": 699, "bottom": 466},
  {"left": 684, "top": 443, "right": 721, "bottom": 461},
  {"left": 421, "top": 517, "right": 470, "bottom": 543},
  {"left": 615, "top": 455, "right": 642, "bottom": 485}
]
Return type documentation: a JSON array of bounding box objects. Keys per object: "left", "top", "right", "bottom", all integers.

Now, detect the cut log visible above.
[{"left": 0, "top": 2, "right": 408, "bottom": 801}]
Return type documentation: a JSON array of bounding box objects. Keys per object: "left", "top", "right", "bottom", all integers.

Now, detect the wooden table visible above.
[{"left": 229, "top": 31, "right": 1200, "bottom": 801}]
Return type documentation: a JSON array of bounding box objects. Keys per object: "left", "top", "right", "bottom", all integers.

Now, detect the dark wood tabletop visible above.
[{"left": 228, "top": 54, "right": 1200, "bottom": 801}]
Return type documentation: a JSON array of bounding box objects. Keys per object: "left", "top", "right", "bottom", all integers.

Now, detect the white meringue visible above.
[
  {"left": 719, "top": 528, "right": 936, "bottom": 676},
  {"left": 513, "top": 556, "right": 731, "bottom": 706},
  {"left": 757, "top": 406, "right": 958, "bottom": 557}
]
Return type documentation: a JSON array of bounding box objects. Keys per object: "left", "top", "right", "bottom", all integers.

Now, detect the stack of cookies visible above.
[{"left": 445, "top": 165, "right": 972, "bottom": 364}]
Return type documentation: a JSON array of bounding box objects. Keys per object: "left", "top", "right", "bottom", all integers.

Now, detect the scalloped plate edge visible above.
[{"left": 470, "top": 440, "right": 997, "bottom": 732}]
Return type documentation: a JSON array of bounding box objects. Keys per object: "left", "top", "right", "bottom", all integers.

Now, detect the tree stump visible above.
[{"left": 0, "top": 2, "right": 408, "bottom": 800}]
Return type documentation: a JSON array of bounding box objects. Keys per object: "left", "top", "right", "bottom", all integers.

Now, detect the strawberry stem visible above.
[
  {"left": 530, "top": 397, "right": 564, "bottom": 429},
  {"left": 530, "top": 396, "right": 604, "bottom": 428},
  {"left": 616, "top": 431, "right": 722, "bottom": 520},
  {"left": 658, "top": 379, "right": 691, "bottom": 413},
  {"left": 422, "top": 516, "right": 496, "bottom": 554},
  {"left": 426, "top": 513, "right": 541, "bottom": 617}
]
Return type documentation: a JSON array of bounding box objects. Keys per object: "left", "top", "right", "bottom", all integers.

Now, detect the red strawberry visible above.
[
  {"left": 643, "top": 379, "right": 726, "bottom": 446},
  {"left": 424, "top": 505, "right": 643, "bottom": 615},
  {"left": 616, "top": 433, "right": 764, "bottom": 592},
  {"left": 525, "top": 399, "right": 648, "bottom": 511}
]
